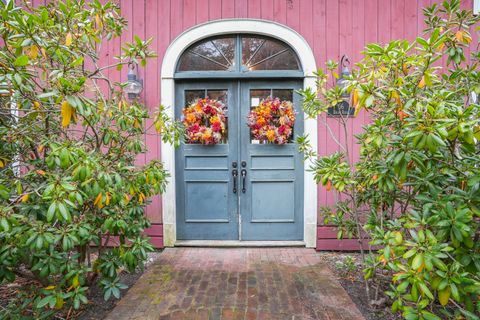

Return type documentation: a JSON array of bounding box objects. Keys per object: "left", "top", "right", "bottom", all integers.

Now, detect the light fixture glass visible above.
[
  {"left": 338, "top": 55, "right": 351, "bottom": 98},
  {"left": 125, "top": 64, "right": 143, "bottom": 100},
  {"left": 328, "top": 55, "right": 353, "bottom": 116}
]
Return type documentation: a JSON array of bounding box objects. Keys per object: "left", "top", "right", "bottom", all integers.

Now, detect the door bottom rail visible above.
[{"left": 174, "top": 240, "right": 306, "bottom": 247}]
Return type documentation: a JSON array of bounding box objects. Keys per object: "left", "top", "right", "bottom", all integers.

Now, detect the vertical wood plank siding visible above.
[{"left": 90, "top": 0, "right": 475, "bottom": 249}]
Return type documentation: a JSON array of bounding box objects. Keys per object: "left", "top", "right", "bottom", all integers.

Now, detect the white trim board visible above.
[
  {"left": 475, "top": 0, "right": 479, "bottom": 15},
  {"left": 160, "top": 19, "right": 318, "bottom": 247}
]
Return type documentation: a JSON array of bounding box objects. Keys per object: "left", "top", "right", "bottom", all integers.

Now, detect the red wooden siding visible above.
[{"left": 90, "top": 0, "right": 475, "bottom": 249}]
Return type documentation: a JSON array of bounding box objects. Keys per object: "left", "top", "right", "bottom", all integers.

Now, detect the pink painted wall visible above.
[{"left": 35, "top": 0, "right": 478, "bottom": 247}]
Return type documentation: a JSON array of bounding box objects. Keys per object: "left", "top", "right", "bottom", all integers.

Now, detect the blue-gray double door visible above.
[{"left": 176, "top": 80, "right": 303, "bottom": 241}]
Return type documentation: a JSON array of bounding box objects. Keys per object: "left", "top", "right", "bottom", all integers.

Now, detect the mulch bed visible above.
[
  {"left": 0, "top": 251, "right": 162, "bottom": 320},
  {"left": 76, "top": 268, "right": 145, "bottom": 320},
  {"left": 317, "top": 251, "right": 400, "bottom": 320}
]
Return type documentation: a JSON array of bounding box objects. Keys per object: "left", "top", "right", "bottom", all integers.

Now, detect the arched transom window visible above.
[{"left": 176, "top": 35, "right": 302, "bottom": 77}]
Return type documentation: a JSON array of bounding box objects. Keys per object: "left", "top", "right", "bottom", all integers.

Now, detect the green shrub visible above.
[
  {"left": 0, "top": 0, "right": 181, "bottom": 317},
  {"left": 299, "top": 1, "right": 480, "bottom": 318}
]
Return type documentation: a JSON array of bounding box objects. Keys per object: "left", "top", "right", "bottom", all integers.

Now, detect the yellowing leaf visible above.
[
  {"left": 354, "top": 104, "right": 361, "bottom": 117},
  {"left": 352, "top": 89, "right": 359, "bottom": 108},
  {"left": 55, "top": 296, "right": 64, "bottom": 309},
  {"left": 29, "top": 45, "right": 38, "bottom": 59},
  {"left": 392, "top": 90, "right": 402, "bottom": 106},
  {"left": 20, "top": 194, "right": 29, "bottom": 203},
  {"left": 36, "top": 169, "right": 46, "bottom": 175},
  {"left": 438, "top": 287, "right": 450, "bottom": 306},
  {"left": 124, "top": 194, "right": 130, "bottom": 204},
  {"left": 95, "top": 14, "right": 103, "bottom": 30},
  {"left": 94, "top": 192, "right": 104, "bottom": 208},
  {"left": 397, "top": 110, "right": 408, "bottom": 121},
  {"left": 394, "top": 232, "right": 403, "bottom": 245},
  {"left": 45, "top": 285, "right": 56, "bottom": 290},
  {"left": 418, "top": 76, "right": 426, "bottom": 89},
  {"left": 72, "top": 275, "right": 80, "bottom": 288},
  {"left": 65, "top": 32, "right": 73, "bottom": 46},
  {"left": 105, "top": 192, "right": 110, "bottom": 206},
  {"left": 325, "top": 180, "right": 332, "bottom": 192},
  {"left": 40, "top": 47, "right": 47, "bottom": 58},
  {"left": 455, "top": 30, "right": 464, "bottom": 42},
  {"left": 33, "top": 101, "right": 41, "bottom": 109},
  {"left": 38, "top": 145, "right": 44, "bottom": 153},
  {"left": 412, "top": 253, "right": 424, "bottom": 270},
  {"left": 0, "top": 159, "right": 4, "bottom": 168},
  {"left": 61, "top": 101, "right": 74, "bottom": 128}
]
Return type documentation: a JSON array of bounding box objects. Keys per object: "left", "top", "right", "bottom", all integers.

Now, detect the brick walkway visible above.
[{"left": 105, "top": 248, "right": 364, "bottom": 320}]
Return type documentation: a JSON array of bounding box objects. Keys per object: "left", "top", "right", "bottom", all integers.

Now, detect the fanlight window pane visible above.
[
  {"left": 176, "top": 35, "right": 301, "bottom": 72},
  {"left": 242, "top": 37, "right": 300, "bottom": 71},
  {"left": 177, "top": 37, "right": 235, "bottom": 71}
]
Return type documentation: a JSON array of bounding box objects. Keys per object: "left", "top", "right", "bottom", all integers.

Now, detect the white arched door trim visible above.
[{"left": 160, "top": 19, "right": 318, "bottom": 247}]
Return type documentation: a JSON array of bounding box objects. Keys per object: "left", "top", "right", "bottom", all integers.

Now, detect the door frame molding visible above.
[{"left": 160, "top": 19, "right": 318, "bottom": 247}]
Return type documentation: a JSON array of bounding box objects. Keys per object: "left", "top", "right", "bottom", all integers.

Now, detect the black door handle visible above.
[
  {"left": 241, "top": 169, "right": 247, "bottom": 193},
  {"left": 232, "top": 169, "right": 238, "bottom": 193}
]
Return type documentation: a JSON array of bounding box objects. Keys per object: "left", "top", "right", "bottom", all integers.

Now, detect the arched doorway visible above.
[{"left": 160, "top": 20, "right": 318, "bottom": 246}]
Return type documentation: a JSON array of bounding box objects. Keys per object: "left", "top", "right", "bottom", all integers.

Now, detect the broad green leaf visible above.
[
  {"left": 47, "top": 202, "right": 57, "bottom": 222},
  {"left": 438, "top": 287, "right": 450, "bottom": 306},
  {"left": 412, "top": 253, "right": 424, "bottom": 270},
  {"left": 14, "top": 55, "right": 29, "bottom": 67},
  {"left": 421, "top": 311, "right": 441, "bottom": 320}
]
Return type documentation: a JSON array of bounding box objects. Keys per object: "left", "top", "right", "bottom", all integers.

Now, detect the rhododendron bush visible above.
[
  {"left": 0, "top": 0, "right": 180, "bottom": 318},
  {"left": 299, "top": 1, "right": 480, "bottom": 318}
]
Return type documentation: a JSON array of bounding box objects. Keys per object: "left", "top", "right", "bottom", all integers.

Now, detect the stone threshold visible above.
[{"left": 174, "top": 240, "right": 306, "bottom": 247}]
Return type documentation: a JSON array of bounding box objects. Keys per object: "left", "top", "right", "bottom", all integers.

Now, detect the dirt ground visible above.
[
  {"left": 0, "top": 252, "right": 162, "bottom": 320},
  {"left": 316, "top": 251, "right": 400, "bottom": 320},
  {"left": 77, "top": 251, "right": 162, "bottom": 320}
]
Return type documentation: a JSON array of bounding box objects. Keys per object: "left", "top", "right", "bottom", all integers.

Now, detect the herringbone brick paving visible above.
[{"left": 105, "top": 248, "right": 364, "bottom": 320}]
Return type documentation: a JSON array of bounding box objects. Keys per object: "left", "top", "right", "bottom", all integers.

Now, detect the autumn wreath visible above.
[
  {"left": 247, "top": 97, "right": 296, "bottom": 144},
  {"left": 182, "top": 97, "right": 226, "bottom": 145}
]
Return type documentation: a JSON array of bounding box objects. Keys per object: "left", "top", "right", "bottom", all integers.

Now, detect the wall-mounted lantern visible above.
[
  {"left": 328, "top": 55, "right": 354, "bottom": 116},
  {"left": 125, "top": 62, "right": 143, "bottom": 100}
]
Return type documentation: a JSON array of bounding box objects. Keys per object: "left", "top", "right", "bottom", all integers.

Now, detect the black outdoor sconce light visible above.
[
  {"left": 125, "top": 62, "right": 143, "bottom": 100},
  {"left": 328, "top": 54, "right": 354, "bottom": 116}
]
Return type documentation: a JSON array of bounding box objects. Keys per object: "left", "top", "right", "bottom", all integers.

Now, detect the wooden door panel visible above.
[
  {"left": 239, "top": 81, "right": 304, "bottom": 241},
  {"left": 175, "top": 82, "right": 238, "bottom": 240},
  {"left": 251, "top": 181, "right": 295, "bottom": 222}
]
